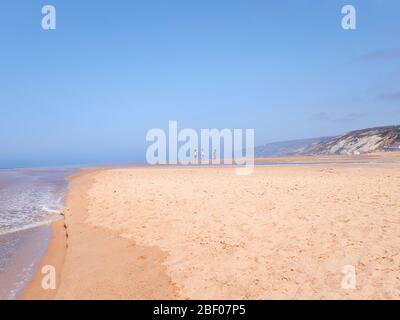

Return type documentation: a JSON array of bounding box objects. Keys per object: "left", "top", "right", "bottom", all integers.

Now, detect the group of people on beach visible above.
[{"left": 193, "top": 148, "right": 218, "bottom": 162}]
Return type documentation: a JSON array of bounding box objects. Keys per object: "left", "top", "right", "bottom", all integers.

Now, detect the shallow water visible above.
[{"left": 0, "top": 168, "right": 75, "bottom": 299}]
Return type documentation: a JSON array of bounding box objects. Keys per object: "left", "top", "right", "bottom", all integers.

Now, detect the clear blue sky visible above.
[{"left": 0, "top": 0, "right": 399, "bottom": 167}]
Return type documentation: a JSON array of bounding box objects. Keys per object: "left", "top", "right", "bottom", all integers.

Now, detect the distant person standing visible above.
[
  {"left": 194, "top": 148, "right": 198, "bottom": 162},
  {"left": 213, "top": 149, "right": 217, "bottom": 161},
  {"left": 201, "top": 148, "right": 205, "bottom": 162}
]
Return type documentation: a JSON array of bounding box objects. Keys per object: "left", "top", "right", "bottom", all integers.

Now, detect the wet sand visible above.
[
  {"left": 21, "top": 220, "right": 66, "bottom": 299},
  {"left": 23, "top": 155, "right": 400, "bottom": 299},
  {"left": 0, "top": 168, "right": 74, "bottom": 300},
  {"left": 23, "top": 170, "right": 178, "bottom": 299},
  {"left": 0, "top": 225, "right": 50, "bottom": 299}
]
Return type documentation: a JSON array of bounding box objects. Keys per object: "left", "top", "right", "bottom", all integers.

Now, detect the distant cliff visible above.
[
  {"left": 254, "top": 137, "right": 331, "bottom": 157},
  {"left": 255, "top": 125, "right": 400, "bottom": 157}
]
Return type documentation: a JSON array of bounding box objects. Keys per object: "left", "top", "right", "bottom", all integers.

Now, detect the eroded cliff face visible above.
[
  {"left": 255, "top": 125, "right": 400, "bottom": 157},
  {"left": 303, "top": 126, "right": 400, "bottom": 155}
]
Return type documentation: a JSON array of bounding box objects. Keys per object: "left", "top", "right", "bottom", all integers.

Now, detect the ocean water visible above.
[{"left": 0, "top": 168, "right": 75, "bottom": 299}]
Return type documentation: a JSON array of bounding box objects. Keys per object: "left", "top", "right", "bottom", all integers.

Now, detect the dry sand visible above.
[{"left": 24, "top": 158, "right": 400, "bottom": 299}]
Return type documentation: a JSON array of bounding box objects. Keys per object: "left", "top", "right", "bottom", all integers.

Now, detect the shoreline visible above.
[
  {"left": 21, "top": 155, "right": 400, "bottom": 299},
  {"left": 20, "top": 170, "right": 87, "bottom": 300},
  {"left": 22, "top": 169, "right": 93, "bottom": 299},
  {"left": 0, "top": 167, "right": 75, "bottom": 300},
  {"left": 0, "top": 224, "right": 51, "bottom": 299},
  {"left": 23, "top": 168, "right": 178, "bottom": 299},
  {"left": 21, "top": 219, "right": 66, "bottom": 299}
]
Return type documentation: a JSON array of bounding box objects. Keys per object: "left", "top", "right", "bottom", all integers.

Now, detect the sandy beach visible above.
[{"left": 23, "top": 156, "right": 400, "bottom": 299}]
